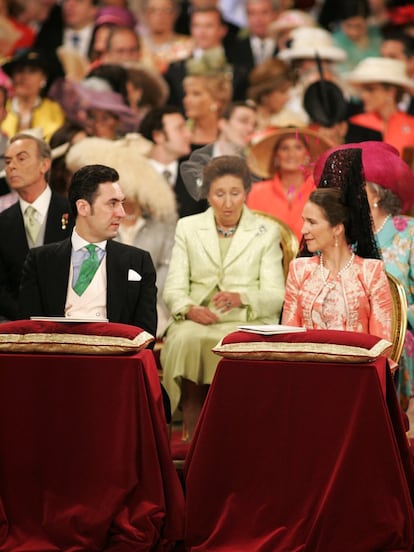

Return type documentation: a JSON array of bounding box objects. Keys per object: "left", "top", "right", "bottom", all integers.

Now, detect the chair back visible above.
[
  {"left": 386, "top": 272, "right": 407, "bottom": 365},
  {"left": 253, "top": 210, "right": 299, "bottom": 281}
]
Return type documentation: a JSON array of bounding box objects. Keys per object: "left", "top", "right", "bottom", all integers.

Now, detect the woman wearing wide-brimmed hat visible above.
[
  {"left": 314, "top": 141, "right": 414, "bottom": 410},
  {"left": 246, "top": 128, "right": 333, "bottom": 240},
  {"left": 1, "top": 48, "right": 65, "bottom": 142},
  {"left": 346, "top": 56, "right": 414, "bottom": 155},
  {"left": 246, "top": 58, "right": 303, "bottom": 131}
]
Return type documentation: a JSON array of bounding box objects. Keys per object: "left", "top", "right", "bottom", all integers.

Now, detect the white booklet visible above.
[
  {"left": 237, "top": 324, "right": 306, "bottom": 335},
  {"left": 30, "top": 317, "right": 109, "bottom": 323}
]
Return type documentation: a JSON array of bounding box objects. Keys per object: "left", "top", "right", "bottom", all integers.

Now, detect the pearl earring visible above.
[{"left": 373, "top": 202, "right": 378, "bottom": 208}]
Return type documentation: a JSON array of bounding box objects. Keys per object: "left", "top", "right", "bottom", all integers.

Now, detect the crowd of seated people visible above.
[{"left": 0, "top": 0, "right": 413, "bottom": 432}]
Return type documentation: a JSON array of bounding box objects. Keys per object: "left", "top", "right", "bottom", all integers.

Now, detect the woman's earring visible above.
[
  {"left": 373, "top": 202, "right": 378, "bottom": 208},
  {"left": 334, "top": 236, "right": 339, "bottom": 247}
]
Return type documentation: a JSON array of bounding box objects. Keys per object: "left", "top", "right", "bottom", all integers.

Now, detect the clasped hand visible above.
[{"left": 186, "top": 291, "right": 242, "bottom": 325}]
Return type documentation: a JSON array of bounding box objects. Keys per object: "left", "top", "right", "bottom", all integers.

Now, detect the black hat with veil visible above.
[{"left": 301, "top": 147, "right": 381, "bottom": 260}]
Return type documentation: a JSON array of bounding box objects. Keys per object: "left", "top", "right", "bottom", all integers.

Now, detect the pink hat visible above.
[
  {"left": 314, "top": 141, "right": 414, "bottom": 212},
  {"left": 95, "top": 6, "right": 137, "bottom": 28}
]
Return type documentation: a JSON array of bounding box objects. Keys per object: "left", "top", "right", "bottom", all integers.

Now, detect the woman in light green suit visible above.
[{"left": 161, "top": 156, "right": 285, "bottom": 439}]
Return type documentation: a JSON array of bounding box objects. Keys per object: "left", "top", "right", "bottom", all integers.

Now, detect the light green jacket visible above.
[{"left": 163, "top": 206, "right": 285, "bottom": 323}]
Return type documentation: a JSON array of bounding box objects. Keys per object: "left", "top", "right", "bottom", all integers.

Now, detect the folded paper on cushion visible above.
[
  {"left": 0, "top": 320, "right": 154, "bottom": 355},
  {"left": 238, "top": 324, "right": 306, "bottom": 335},
  {"left": 213, "top": 329, "right": 392, "bottom": 363}
]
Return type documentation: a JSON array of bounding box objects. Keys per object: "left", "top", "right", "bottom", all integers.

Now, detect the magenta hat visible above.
[
  {"left": 95, "top": 6, "right": 137, "bottom": 28},
  {"left": 314, "top": 141, "right": 414, "bottom": 212}
]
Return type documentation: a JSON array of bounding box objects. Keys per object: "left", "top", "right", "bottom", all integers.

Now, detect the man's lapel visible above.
[
  {"left": 47, "top": 240, "right": 72, "bottom": 314},
  {"left": 106, "top": 241, "right": 128, "bottom": 322},
  {"left": 44, "top": 193, "right": 73, "bottom": 243}
]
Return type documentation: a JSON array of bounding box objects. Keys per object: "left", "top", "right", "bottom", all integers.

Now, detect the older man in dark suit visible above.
[
  {"left": 0, "top": 133, "right": 74, "bottom": 321},
  {"left": 18, "top": 164, "right": 157, "bottom": 337}
]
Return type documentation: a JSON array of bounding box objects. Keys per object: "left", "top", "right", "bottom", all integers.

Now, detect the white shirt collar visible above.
[
  {"left": 149, "top": 158, "right": 178, "bottom": 184},
  {"left": 63, "top": 23, "right": 94, "bottom": 58},
  {"left": 19, "top": 186, "right": 51, "bottom": 223},
  {"left": 71, "top": 227, "right": 107, "bottom": 252}
]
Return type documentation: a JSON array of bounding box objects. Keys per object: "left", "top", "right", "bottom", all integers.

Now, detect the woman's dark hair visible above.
[
  {"left": 300, "top": 147, "right": 381, "bottom": 259},
  {"left": 203, "top": 155, "right": 252, "bottom": 194}
]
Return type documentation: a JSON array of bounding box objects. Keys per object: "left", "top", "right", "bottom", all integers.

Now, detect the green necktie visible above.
[
  {"left": 24, "top": 205, "right": 41, "bottom": 244},
  {"left": 73, "top": 244, "right": 100, "bottom": 296}
]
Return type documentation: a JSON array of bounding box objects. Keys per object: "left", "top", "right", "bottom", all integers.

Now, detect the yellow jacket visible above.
[{"left": 2, "top": 98, "right": 65, "bottom": 142}]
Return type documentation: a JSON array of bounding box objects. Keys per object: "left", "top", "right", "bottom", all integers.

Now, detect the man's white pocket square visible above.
[{"left": 128, "top": 269, "right": 142, "bottom": 281}]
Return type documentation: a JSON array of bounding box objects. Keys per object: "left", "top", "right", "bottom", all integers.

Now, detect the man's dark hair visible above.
[
  {"left": 139, "top": 105, "right": 182, "bottom": 141},
  {"left": 68, "top": 164, "right": 119, "bottom": 216},
  {"left": 382, "top": 30, "right": 414, "bottom": 58},
  {"left": 220, "top": 100, "right": 257, "bottom": 121},
  {"left": 190, "top": 5, "right": 225, "bottom": 26}
]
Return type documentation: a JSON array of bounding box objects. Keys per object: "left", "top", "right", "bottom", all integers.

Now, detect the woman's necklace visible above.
[
  {"left": 319, "top": 252, "right": 355, "bottom": 290},
  {"left": 375, "top": 214, "right": 391, "bottom": 235},
  {"left": 216, "top": 225, "right": 237, "bottom": 238}
]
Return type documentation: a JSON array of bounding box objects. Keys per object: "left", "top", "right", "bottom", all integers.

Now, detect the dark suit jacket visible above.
[
  {"left": 163, "top": 57, "right": 249, "bottom": 113},
  {"left": 0, "top": 192, "right": 74, "bottom": 320},
  {"left": 227, "top": 36, "right": 278, "bottom": 72},
  {"left": 34, "top": 4, "right": 63, "bottom": 52},
  {"left": 18, "top": 239, "right": 157, "bottom": 337},
  {"left": 176, "top": 156, "right": 208, "bottom": 218}
]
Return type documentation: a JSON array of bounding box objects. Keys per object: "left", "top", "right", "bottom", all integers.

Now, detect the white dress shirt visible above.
[
  {"left": 149, "top": 159, "right": 178, "bottom": 187},
  {"left": 250, "top": 36, "right": 276, "bottom": 65},
  {"left": 63, "top": 24, "right": 94, "bottom": 58},
  {"left": 19, "top": 185, "right": 51, "bottom": 228}
]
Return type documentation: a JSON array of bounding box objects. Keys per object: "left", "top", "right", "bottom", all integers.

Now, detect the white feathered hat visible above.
[{"left": 65, "top": 135, "right": 177, "bottom": 222}]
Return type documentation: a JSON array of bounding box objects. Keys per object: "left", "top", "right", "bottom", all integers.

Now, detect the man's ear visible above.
[
  {"left": 40, "top": 157, "right": 51, "bottom": 176},
  {"left": 76, "top": 199, "right": 91, "bottom": 217},
  {"left": 152, "top": 129, "right": 165, "bottom": 145},
  {"left": 217, "top": 117, "right": 227, "bottom": 133}
]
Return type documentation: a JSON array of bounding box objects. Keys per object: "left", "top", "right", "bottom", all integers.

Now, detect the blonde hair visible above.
[{"left": 184, "top": 74, "right": 232, "bottom": 115}]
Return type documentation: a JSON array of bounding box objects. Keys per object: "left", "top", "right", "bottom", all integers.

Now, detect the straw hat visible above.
[
  {"left": 313, "top": 141, "right": 414, "bottom": 212},
  {"left": 247, "top": 127, "right": 333, "bottom": 179},
  {"left": 65, "top": 136, "right": 177, "bottom": 221},
  {"left": 278, "top": 27, "right": 347, "bottom": 62},
  {"left": 344, "top": 57, "right": 414, "bottom": 91}
]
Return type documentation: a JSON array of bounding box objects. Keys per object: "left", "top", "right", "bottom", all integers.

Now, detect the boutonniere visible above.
[{"left": 61, "top": 213, "right": 69, "bottom": 230}]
